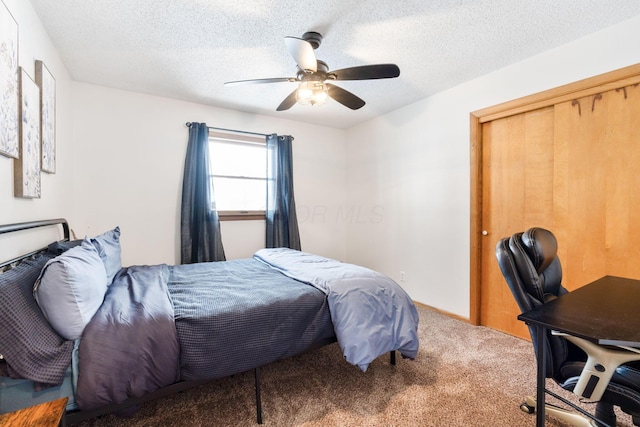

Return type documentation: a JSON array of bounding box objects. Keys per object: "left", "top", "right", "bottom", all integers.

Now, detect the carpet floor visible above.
[{"left": 74, "top": 306, "right": 633, "bottom": 426}]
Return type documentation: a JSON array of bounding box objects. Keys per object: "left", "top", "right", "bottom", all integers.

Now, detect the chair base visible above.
[{"left": 522, "top": 395, "right": 599, "bottom": 427}]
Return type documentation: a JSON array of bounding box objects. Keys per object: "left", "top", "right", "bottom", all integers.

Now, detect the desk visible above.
[{"left": 518, "top": 276, "right": 640, "bottom": 426}]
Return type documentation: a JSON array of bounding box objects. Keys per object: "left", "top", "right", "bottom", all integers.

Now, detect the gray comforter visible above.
[
  {"left": 253, "top": 248, "right": 420, "bottom": 371},
  {"left": 76, "top": 265, "right": 180, "bottom": 410}
]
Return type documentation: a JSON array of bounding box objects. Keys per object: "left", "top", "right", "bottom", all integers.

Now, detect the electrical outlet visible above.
[{"left": 400, "top": 271, "right": 405, "bottom": 282}]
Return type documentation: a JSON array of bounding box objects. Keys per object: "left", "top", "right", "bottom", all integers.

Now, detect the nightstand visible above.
[{"left": 0, "top": 397, "right": 68, "bottom": 426}]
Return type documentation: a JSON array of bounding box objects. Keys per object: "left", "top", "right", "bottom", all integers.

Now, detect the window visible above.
[{"left": 209, "top": 132, "right": 266, "bottom": 220}]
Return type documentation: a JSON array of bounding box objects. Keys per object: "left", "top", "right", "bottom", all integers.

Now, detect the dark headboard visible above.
[{"left": 0, "top": 218, "right": 69, "bottom": 269}]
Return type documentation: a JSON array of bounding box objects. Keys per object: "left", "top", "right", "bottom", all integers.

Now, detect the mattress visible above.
[{"left": 0, "top": 366, "right": 75, "bottom": 414}]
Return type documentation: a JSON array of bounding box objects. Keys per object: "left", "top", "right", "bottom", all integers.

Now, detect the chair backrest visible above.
[{"left": 495, "top": 227, "right": 571, "bottom": 378}]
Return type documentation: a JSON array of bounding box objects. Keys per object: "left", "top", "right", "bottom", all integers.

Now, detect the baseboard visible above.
[{"left": 412, "top": 300, "right": 470, "bottom": 323}]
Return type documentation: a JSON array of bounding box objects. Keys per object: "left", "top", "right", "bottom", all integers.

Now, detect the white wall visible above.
[
  {"left": 345, "top": 15, "right": 640, "bottom": 318},
  {"left": 2, "top": 0, "right": 347, "bottom": 270},
  {"left": 0, "top": 0, "right": 74, "bottom": 260},
  {"left": 5, "top": 0, "right": 640, "bottom": 320},
  {"left": 70, "top": 83, "right": 347, "bottom": 266}
]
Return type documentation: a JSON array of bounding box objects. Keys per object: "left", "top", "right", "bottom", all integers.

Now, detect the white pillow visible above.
[{"left": 33, "top": 239, "right": 109, "bottom": 340}]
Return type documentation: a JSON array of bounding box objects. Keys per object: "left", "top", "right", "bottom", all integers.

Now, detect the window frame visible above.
[{"left": 209, "top": 131, "right": 267, "bottom": 221}]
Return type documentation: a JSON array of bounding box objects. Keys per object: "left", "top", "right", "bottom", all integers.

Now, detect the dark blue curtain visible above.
[
  {"left": 266, "top": 134, "right": 301, "bottom": 250},
  {"left": 180, "top": 122, "right": 226, "bottom": 263}
]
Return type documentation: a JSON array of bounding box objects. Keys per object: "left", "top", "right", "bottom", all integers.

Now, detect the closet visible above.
[{"left": 470, "top": 64, "right": 640, "bottom": 339}]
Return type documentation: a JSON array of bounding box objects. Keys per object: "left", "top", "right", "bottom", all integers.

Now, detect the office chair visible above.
[{"left": 495, "top": 227, "right": 640, "bottom": 426}]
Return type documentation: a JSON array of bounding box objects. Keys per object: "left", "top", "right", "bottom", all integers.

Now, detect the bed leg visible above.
[
  {"left": 390, "top": 350, "right": 396, "bottom": 365},
  {"left": 254, "top": 367, "right": 263, "bottom": 424}
]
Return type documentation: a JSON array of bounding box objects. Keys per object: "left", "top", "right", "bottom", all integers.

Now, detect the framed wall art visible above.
[
  {"left": 36, "top": 60, "right": 55, "bottom": 173},
  {"left": 0, "top": 0, "right": 19, "bottom": 159},
  {"left": 14, "top": 68, "right": 41, "bottom": 198}
]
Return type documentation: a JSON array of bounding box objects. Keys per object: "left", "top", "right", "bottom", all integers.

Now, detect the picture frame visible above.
[
  {"left": 36, "top": 60, "right": 55, "bottom": 173},
  {"left": 14, "top": 68, "right": 41, "bottom": 198},
  {"left": 0, "top": 0, "right": 19, "bottom": 159}
]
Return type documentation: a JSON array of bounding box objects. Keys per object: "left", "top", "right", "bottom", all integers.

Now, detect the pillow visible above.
[
  {"left": 90, "top": 226, "right": 122, "bottom": 284},
  {"left": 47, "top": 239, "right": 83, "bottom": 255},
  {"left": 0, "top": 252, "right": 74, "bottom": 385},
  {"left": 33, "top": 239, "right": 109, "bottom": 340}
]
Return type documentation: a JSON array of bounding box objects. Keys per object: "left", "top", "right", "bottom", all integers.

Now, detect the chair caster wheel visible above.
[{"left": 520, "top": 402, "right": 535, "bottom": 414}]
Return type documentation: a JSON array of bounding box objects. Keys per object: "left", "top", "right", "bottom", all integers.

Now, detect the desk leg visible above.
[{"left": 535, "top": 325, "right": 546, "bottom": 427}]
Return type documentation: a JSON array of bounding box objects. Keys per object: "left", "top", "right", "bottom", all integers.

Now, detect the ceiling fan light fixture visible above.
[
  {"left": 224, "top": 32, "right": 400, "bottom": 111},
  {"left": 295, "top": 81, "right": 328, "bottom": 106}
]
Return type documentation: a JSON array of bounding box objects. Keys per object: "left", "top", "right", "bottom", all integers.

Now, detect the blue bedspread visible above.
[
  {"left": 74, "top": 250, "right": 418, "bottom": 410},
  {"left": 169, "top": 259, "right": 334, "bottom": 380},
  {"left": 253, "top": 248, "right": 420, "bottom": 371},
  {"left": 76, "top": 259, "right": 334, "bottom": 408}
]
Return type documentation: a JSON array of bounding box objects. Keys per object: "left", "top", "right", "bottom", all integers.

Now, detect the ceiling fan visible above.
[{"left": 224, "top": 32, "right": 400, "bottom": 111}]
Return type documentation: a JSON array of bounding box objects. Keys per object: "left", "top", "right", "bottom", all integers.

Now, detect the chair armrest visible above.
[{"left": 552, "top": 331, "right": 640, "bottom": 401}]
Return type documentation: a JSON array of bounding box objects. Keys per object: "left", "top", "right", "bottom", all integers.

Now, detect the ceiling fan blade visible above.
[
  {"left": 331, "top": 64, "right": 400, "bottom": 80},
  {"left": 224, "top": 77, "right": 296, "bottom": 86},
  {"left": 276, "top": 90, "right": 298, "bottom": 111},
  {"left": 326, "top": 83, "right": 365, "bottom": 110},
  {"left": 284, "top": 36, "right": 317, "bottom": 72}
]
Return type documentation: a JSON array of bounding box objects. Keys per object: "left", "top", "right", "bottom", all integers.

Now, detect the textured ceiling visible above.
[{"left": 29, "top": 0, "right": 640, "bottom": 129}]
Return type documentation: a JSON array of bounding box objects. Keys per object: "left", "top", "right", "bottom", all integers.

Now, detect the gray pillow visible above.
[
  {"left": 90, "top": 226, "right": 122, "bottom": 284},
  {"left": 33, "top": 239, "right": 109, "bottom": 340},
  {"left": 0, "top": 252, "right": 73, "bottom": 385}
]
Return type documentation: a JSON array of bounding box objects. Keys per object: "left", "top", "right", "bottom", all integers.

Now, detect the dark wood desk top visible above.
[
  {"left": 0, "top": 397, "right": 67, "bottom": 426},
  {"left": 518, "top": 275, "right": 640, "bottom": 347}
]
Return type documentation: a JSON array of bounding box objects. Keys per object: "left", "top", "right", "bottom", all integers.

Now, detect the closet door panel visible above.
[
  {"left": 480, "top": 107, "right": 554, "bottom": 339},
  {"left": 553, "top": 95, "right": 608, "bottom": 290},
  {"left": 603, "top": 85, "right": 640, "bottom": 277},
  {"left": 554, "top": 85, "right": 640, "bottom": 288}
]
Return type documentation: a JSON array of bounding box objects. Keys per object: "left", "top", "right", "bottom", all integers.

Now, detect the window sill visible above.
[{"left": 218, "top": 211, "right": 265, "bottom": 221}]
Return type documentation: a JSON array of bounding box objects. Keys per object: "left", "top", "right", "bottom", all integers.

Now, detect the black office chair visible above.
[{"left": 495, "top": 227, "right": 640, "bottom": 426}]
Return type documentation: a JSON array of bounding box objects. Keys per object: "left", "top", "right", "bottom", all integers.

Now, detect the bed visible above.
[{"left": 0, "top": 219, "right": 419, "bottom": 424}]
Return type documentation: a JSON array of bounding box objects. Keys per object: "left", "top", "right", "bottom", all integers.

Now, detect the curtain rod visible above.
[{"left": 185, "top": 122, "right": 271, "bottom": 138}]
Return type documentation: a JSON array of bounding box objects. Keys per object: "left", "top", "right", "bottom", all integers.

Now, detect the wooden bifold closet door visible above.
[{"left": 471, "top": 66, "right": 640, "bottom": 339}]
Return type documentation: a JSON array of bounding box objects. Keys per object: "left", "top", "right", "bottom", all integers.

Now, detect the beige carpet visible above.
[{"left": 74, "top": 306, "right": 633, "bottom": 426}]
